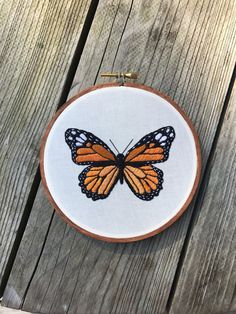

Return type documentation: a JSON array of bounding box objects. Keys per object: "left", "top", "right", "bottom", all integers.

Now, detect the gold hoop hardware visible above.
[
  {"left": 101, "top": 72, "right": 138, "bottom": 80},
  {"left": 101, "top": 72, "right": 138, "bottom": 86}
]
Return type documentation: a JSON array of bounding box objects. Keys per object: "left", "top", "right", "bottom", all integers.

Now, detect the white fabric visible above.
[{"left": 44, "top": 86, "right": 198, "bottom": 239}]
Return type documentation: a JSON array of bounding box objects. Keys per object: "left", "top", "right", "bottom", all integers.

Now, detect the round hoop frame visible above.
[{"left": 40, "top": 82, "right": 201, "bottom": 242}]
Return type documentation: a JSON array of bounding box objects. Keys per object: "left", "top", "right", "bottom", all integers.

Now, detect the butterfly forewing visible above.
[
  {"left": 65, "top": 128, "right": 116, "bottom": 165},
  {"left": 125, "top": 126, "right": 175, "bottom": 165}
]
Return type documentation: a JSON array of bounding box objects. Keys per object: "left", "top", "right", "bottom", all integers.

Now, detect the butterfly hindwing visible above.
[
  {"left": 79, "top": 165, "right": 119, "bottom": 200},
  {"left": 125, "top": 126, "right": 175, "bottom": 165},
  {"left": 65, "top": 128, "right": 116, "bottom": 165},
  {"left": 124, "top": 165, "right": 163, "bottom": 200}
]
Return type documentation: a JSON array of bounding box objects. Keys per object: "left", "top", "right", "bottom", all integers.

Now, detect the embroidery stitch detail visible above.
[{"left": 65, "top": 127, "right": 175, "bottom": 201}]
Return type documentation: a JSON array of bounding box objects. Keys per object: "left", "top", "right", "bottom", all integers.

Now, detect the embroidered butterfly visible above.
[{"left": 65, "top": 127, "right": 175, "bottom": 201}]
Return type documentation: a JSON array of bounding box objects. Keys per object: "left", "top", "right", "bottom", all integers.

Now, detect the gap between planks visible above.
[
  {"left": 0, "top": 0, "right": 99, "bottom": 298},
  {"left": 166, "top": 64, "right": 236, "bottom": 313}
]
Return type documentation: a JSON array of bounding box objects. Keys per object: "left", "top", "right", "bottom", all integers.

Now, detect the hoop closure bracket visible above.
[{"left": 101, "top": 72, "right": 138, "bottom": 85}]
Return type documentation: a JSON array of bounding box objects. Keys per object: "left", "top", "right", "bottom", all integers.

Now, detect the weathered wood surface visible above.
[
  {"left": 170, "top": 81, "right": 236, "bottom": 314},
  {"left": 0, "top": 0, "right": 92, "bottom": 290},
  {"left": 0, "top": 305, "right": 30, "bottom": 314},
  {"left": 2, "top": 0, "right": 236, "bottom": 313}
]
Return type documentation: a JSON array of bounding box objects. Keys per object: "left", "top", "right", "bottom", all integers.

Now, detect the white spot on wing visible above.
[
  {"left": 75, "top": 136, "right": 86, "bottom": 144},
  {"left": 160, "top": 135, "right": 167, "bottom": 142},
  {"left": 80, "top": 133, "right": 87, "bottom": 140},
  {"left": 155, "top": 133, "right": 162, "bottom": 140}
]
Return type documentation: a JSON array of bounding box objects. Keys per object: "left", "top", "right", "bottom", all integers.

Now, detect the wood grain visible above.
[
  {"left": 170, "top": 81, "right": 236, "bottom": 314},
  {"left": 0, "top": 0, "right": 91, "bottom": 289},
  {"left": 3, "top": 0, "right": 236, "bottom": 312}
]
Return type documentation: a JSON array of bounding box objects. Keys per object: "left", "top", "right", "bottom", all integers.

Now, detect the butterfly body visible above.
[
  {"left": 65, "top": 127, "right": 175, "bottom": 201},
  {"left": 89, "top": 153, "right": 126, "bottom": 184},
  {"left": 115, "top": 153, "right": 125, "bottom": 184}
]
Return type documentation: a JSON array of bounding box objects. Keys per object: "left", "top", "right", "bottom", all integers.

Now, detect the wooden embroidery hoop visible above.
[{"left": 40, "top": 80, "right": 201, "bottom": 243}]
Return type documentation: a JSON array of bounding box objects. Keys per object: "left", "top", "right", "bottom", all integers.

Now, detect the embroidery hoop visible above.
[{"left": 40, "top": 82, "right": 201, "bottom": 242}]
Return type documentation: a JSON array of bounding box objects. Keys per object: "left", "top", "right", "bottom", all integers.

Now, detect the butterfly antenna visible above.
[
  {"left": 122, "top": 139, "right": 134, "bottom": 154},
  {"left": 109, "top": 139, "right": 120, "bottom": 154}
]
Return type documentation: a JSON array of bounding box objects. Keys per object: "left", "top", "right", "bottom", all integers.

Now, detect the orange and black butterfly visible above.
[{"left": 65, "top": 127, "right": 175, "bottom": 201}]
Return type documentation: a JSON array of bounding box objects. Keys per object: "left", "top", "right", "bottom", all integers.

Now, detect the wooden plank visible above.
[
  {"left": 3, "top": 0, "right": 236, "bottom": 312},
  {"left": 170, "top": 80, "right": 236, "bottom": 314},
  {"left": 0, "top": 0, "right": 92, "bottom": 290},
  {"left": 0, "top": 305, "right": 31, "bottom": 314}
]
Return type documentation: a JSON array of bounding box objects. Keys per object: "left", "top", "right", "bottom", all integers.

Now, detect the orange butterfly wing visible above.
[
  {"left": 65, "top": 129, "right": 116, "bottom": 165},
  {"left": 125, "top": 126, "right": 175, "bottom": 164},
  {"left": 79, "top": 165, "right": 119, "bottom": 200},
  {"left": 65, "top": 129, "right": 118, "bottom": 200},
  {"left": 124, "top": 165, "right": 163, "bottom": 200},
  {"left": 124, "top": 127, "right": 175, "bottom": 200}
]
